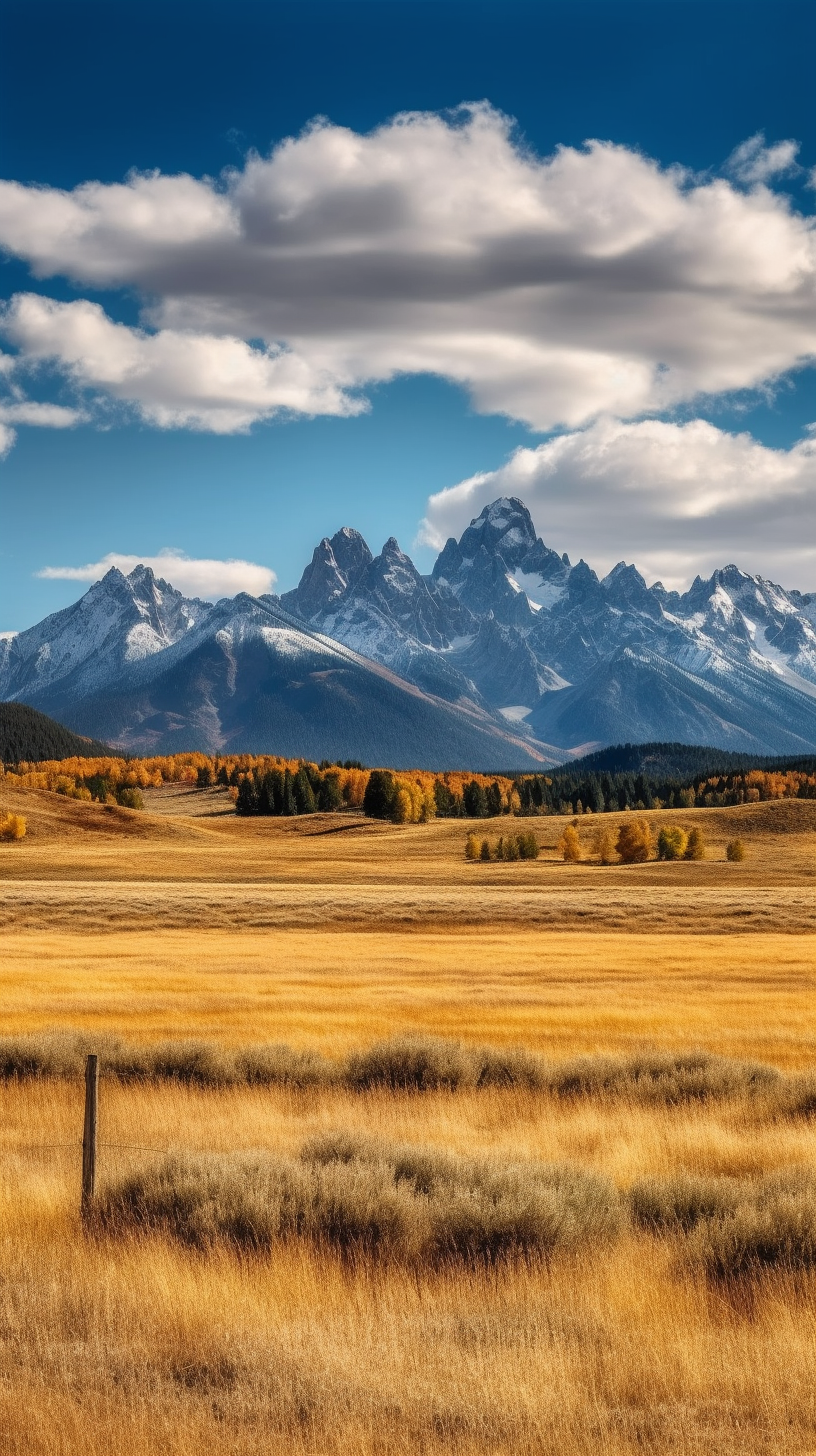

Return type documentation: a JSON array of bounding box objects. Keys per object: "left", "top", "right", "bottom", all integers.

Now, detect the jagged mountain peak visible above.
[
  {"left": 566, "top": 560, "right": 601, "bottom": 597},
  {"left": 282, "top": 537, "right": 348, "bottom": 621},
  {"left": 602, "top": 561, "right": 645, "bottom": 588},
  {"left": 4, "top": 496, "right": 815, "bottom": 763},
  {"left": 433, "top": 498, "right": 568, "bottom": 618},
  {"left": 281, "top": 526, "right": 375, "bottom": 625},
  {"left": 599, "top": 560, "right": 661, "bottom": 615},
  {"left": 328, "top": 526, "right": 373, "bottom": 582},
  {"left": 378, "top": 535, "right": 411, "bottom": 562},
  {"left": 457, "top": 496, "right": 538, "bottom": 566}
]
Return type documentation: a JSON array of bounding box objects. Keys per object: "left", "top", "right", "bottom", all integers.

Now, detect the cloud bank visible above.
[
  {"left": 0, "top": 104, "right": 813, "bottom": 433},
  {"left": 419, "top": 419, "right": 816, "bottom": 590},
  {"left": 38, "top": 551, "right": 276, "bottom": 600}
]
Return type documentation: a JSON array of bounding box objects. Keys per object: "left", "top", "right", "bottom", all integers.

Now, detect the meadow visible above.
[{"left": 0, "top": 781, "right": 814, "bottom": 1454}]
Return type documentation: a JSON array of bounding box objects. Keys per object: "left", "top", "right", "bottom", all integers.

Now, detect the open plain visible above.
[{"left": 1, "top": 783, "right": 814, "bottom": 1455}]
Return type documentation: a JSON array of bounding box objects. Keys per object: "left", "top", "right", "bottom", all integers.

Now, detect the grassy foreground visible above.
[
  {"left": 3, "top": 1069, "right": 815, "bottom": 1455},
  {"left": 0, "top": 786, "right": 814, "bottom": 1453}
]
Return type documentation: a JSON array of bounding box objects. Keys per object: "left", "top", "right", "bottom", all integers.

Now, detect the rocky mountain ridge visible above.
[
  {"left": 278, "top": 497, "right": 816, "bottom": 754},
  {"left": 2, "top": 497, "right": 814, "bottom": 761}
]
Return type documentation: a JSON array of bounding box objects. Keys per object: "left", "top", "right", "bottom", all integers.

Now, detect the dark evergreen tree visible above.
[
  {"left": 363, "top": 769, "right": 398, "bottom": 819},
  {"left": 486, "top": 781, "right": 503, "bottom": 817},
  {"left": 434, "top": 778, "right": 455, "bottom": 817},
  {"left": 235, "top": 777, "right": 258, "bottom": 815},
  {"left": 585, "top": 776, "right": 604, "bottom": 814},
  {"left": 282, "top": 769, "right": 296, "bottom": 816},
  {"left": 293, "top": 767, "right": 316, "bottom": 813},
  {"left": 318, "top": 771, "right": 343, "bottom": 810},
  {"left": 463, "top": 780, "right": 489, "bottom": 818}
]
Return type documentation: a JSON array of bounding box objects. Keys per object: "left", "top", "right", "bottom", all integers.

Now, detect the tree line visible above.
[{"left": 2, "top": 747, "right": 813, "bottom": 821}]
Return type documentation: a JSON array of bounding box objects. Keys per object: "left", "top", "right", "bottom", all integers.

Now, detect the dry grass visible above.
[
  {"left": 2, "top": 1073, "right": 815, "bottom": 1454},
  {"left": 0, "top": 786, "right": 813, "bottom": 1452},
  {"left": 1, "top": 786, "right": 812, "bottom": 939},
  {"left": 1, "top": 927, "right": 812, "bottom": 1067}
]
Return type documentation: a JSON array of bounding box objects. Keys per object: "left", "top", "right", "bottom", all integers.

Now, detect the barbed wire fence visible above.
[{"left": 6, "top": 1054, "right": 250, "bottom": 1215}]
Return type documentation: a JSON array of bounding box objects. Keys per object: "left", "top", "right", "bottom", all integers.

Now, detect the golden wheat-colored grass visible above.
[
  {"left": 2, "top": 1076, "right": 815, "bottom": 1456},
  {"left": 0, "top": 786, "right": 813, "bottom": 1452},
  {"left": 1, "top": 928, "right": 813, "bottom": 1067}
]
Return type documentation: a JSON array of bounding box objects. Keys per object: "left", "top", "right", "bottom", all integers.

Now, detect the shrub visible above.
[
  {"left": 116, "top": 787, "right": 144, "bottom": 810},
  {"left": 693, "top": 1181, "right": 816, "bottom": 1277},
  {"left": 765, "top": 1071, "right": 816, "bottom": 1120},
  {"left": 657, "top": 826, "right": 688, "bottom": 861},
  {"left": 344, "top": 1035, "right": 475, "bottom": 1091},
  {"left": 726, "top": 839, "right": 746, "bottom": 862},
  {"left": 236, "top": 1044, "right": 331, "bottom": 1089},
  {"left": 480, "top": 839, "right": 491, "bottom": 862},
  {"left": 0, "top": 1033, "right": 330, "bottom": 1088},
  {"left": 684, "top": 826, "right": 705, "bottom": 860},
  {"left": 99, "top": 1138, "right": 624, "bottom": 1265},
  {"left": 516, "top": 830, "right": 539, "bottom": 860},
  {"left": 465, "top": 833, "right": 479, "bottom": 861},
  {"left": 0, "top": 1032, "right": 803, "bottom": 1115},
  {"left": 558, "top": 825, "right": 581, "bottom": 862},
  {"left": 0, "top": 1030, "right": 96, "bottom": 1078},
  {"left": 631, "top": 1173, "right": 744, "bottom": 1232},
  {"left": 0, "top": 812, "right": 26, "bottom": 841},
  {"left": 632, "top": 1167, "right": 816, "bottom": 1278},
  {"left": 615, "top": 818, "right": 653, "bottom": 863},
  {"left": 545, "top": 1050, "right": 778, "bottom": 1105},
  {"left": 474, "top": 1045, "right": 548, "bottom": 1090}
]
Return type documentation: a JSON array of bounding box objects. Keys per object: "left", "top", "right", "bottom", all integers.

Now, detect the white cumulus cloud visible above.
[
  {"left": 0, "top": 105, "right": 813, "bottom": 435},
  {"left": 37, "top": 550, "right": 276, "bottom": 600},
  {"left": 419, "top": 418, "right": 816, "bottom": 590},
  {"left": 2, "top": 294, "right": 363, "bottom": 432}
]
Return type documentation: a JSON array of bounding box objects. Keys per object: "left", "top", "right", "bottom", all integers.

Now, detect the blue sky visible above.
[{"left": 1, "top": 0, "right": 814, "bottom": 629}]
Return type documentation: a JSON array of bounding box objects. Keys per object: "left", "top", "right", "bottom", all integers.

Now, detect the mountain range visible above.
[{"left": 2, "top": 498, "right": 814, "bottom": 765}]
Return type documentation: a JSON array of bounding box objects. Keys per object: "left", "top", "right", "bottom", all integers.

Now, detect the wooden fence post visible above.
[{"left": 81, "top": 1053, "right": 98, "bottom": 1219}]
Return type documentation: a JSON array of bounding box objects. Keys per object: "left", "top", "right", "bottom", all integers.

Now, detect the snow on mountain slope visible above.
[
  {"left": 528, "top": 646, "right": 816, "bottom": 755},
  {"left": 0, "top": 566, "right": 208, "bottom": 706},
  {"left": 33, "top": 590, "right": 555, "bottom": 766},
  {"left": 284, "top": 498, "right": 814, "bottom": 753},
  {"left": 4, "top": 497, "right": 814, "bottom": 760}
]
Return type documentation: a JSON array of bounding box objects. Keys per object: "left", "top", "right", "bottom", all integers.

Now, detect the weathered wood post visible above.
[{"left": 81, "top": 1053, "right": 98, "bottom": 1219}]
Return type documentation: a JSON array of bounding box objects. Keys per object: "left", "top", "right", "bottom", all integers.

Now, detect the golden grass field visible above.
[{"left": 0, "top": 782, "right": 814, "bottom": 1455}]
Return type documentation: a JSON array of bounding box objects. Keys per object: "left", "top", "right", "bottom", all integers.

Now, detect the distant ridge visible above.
[
  {"left": 0, "top": 703, "right": 117, "bottom": 764},
  {"left": 550, "top": 741, "right": 816, "bottom": 780}
]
